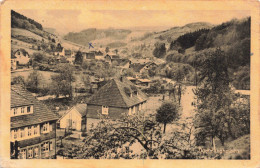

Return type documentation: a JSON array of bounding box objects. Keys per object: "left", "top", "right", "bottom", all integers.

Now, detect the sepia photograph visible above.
[
  {"left": 9, "top": 8, "right": 252, "bottom": 160},
  {"left": 0, "top": 0, "right": 259, "bottom": 167}
]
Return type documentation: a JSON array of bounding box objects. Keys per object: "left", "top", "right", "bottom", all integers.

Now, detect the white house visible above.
[
  {"left": 14, "top": 49, "right": 30, "bottom": 65},
  {"left": 59, "top": 104, "right": 87, "bottom": 132}
]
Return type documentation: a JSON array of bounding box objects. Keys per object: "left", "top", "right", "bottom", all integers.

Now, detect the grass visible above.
[
  {"left": 12, "top": 28, "right": 44, "bottom": 41},
  {"left": 12, "top": 70, "right": 58, "bottom": 87}
]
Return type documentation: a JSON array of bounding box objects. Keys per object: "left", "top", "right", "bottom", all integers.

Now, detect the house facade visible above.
[
  {"left": 59, "top": 104, "right": 87, "bottom": 132},
  {"left": 87, "top": 77, "right": 148, "bottom": 120},
  {"left": 14, "top": 49, "right": 30, "bottom": 65},
  {"left": 11, "top": 85, "right": 59, "bottom": 159}
]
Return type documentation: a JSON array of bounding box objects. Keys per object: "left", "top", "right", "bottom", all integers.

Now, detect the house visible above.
[
  {"left": 54, "top": 47, "right": 65, "bottom": 57},
  {"left": 11, "top": 53, "right": 17, "bottom": 70},
  {"left": 129, "top": 63, "right": 146, "bottom": 73},
  {"left": 64, "top": 49, "right": 72, "bottom": 57},
  {"left": 86, "top": 77, "right": 148, "bottom": 120},
  {"left": 83, "top": 52, "right": 95, "bottom": 60},
  {"left": 59, "top": 104, "right": 87, "bottom": 132},
  {"left": 136, "top": 78, "right": 152, "bottom": 88},
  {"left": 126, "top": 77, "right": 138, "bottom": 84},
  {"left": 10, "top": 85, "right": 59, "bottom": 159},
  {"left": 130, "top": 62, "right": 158, "bottom": 75},
  {"left": 14, "top": 49, "right": 30, "bottom": 65},
  {"left": 104, "top": 54, "right": 112, "bottom": 63}
]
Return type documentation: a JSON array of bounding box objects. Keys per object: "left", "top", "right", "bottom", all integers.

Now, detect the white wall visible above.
[{"left": 60, "top": 108, "right": 82, "bottom": 131}]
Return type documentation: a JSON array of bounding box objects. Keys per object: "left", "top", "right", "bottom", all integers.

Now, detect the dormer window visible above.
[{"left": 11, "top": 105, "right": 33, "bottom": 116}]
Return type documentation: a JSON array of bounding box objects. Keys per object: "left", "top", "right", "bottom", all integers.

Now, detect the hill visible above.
[
  {"left": 166, "top": 17, "right": 251, "bottom": 90},
  {"left": 64, "top": 28, "right": 132, "bottom": 46}
]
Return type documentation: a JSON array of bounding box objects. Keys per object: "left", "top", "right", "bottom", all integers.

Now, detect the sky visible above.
[{"left": 15, "top": 9, "right": 250, "bottom": 35}]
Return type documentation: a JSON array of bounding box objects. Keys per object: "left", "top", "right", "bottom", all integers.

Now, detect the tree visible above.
[
  {"left": 50, "top": 64, "right": 75, "bottom": 98},
  {"left": 156, "top": 102, "right": 180, "bottom": 133},
  {"left": 74, "top": 51, "right": 83, "bottom": 65},
  {"left": 12, "top": 76, "right": 25, "bottom": 86},
  {"left": 153, "top": 42, "right": 166, "bottom": 58},
  {"left": 32, "top": 52, "right": 45, "bottom": 63},
  {"left": 114, "top": 49, "right": 118, "bottom": 55},
  {"left": 81, "top": 74, "right": 91, "bottom": 90},
  {"left": 105, "top": 47, "right": 110, "bottom": 53},
  {"left": 26, "top": 71, "right": 43, "bottom": 92},
  {"left": 194, "top": 48, "right": 234, "bottom": 148}
]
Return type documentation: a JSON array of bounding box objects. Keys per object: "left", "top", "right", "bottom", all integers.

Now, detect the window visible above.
[
  {"left": 27, "top": 106, "right": 31, "bottom": 113},
  {"left": 13, "top": 108, "right": 17, "bottom": 116},
  {"left": 34, "top": 147, "right": 39, "bottom": 158},
  {"left": 42, "top": 142, "right": 49, "bottom": 152},
  {"left": 49, "top": 141, "right": 53, "bottom": 151},
  {"left": 13, "top": 129, "right": 18, "bottom": 139},
  {"left": 21, "top": 107, "right": 25, "bottom": 114},
  {"left": 33, "top": 125, "right": 38, "bottom": 135},
  {"left": 128, "top": 108, "right": 132, "bottom": 115},
  {"left": 102, "top": 106, "right": 109, "bottom": 115},
  {"left": 28, "top": 126, "right": 32, "bottom": 137},
  {"left": 28, "top": 148, "right": 33, "bottom": 159},
  {"left": 20, "top": 128, "right": 25, "bottom": 138},
  {"left": 20, "top": 149, "right": 26, "bottom": 159},
  {"left": 43, "top": 122, "right": 49, "bottom": 133}
]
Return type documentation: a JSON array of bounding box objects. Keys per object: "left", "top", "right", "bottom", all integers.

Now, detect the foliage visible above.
[
  {"left": 195, "top": 17, "right": 250, "bottom": 51},
  {"left": 153, "top": 42, "right": 166, "bottom": 58},
  {"left": 74, "top": 51, "right": 83, "bottom": 65},
  {"left": 26, "top": 70, "right": 43, "bottom": 92},
  {"left": 11, "top": 76, "right": 26, "bottom": 86},
  {"left": 32, "top": 52, "right": 45, "bottom": 64},
  {"left": 194, "top": 48, "right": 236, "bottom": 147},
  {"left": 11, "top": 10, "right": 43, "bottom": 30},
  {"left": 50, "top": 64, "right": 75, "bottom": 98},
  {"left": 59, "top": 116, "right": 229, "bottom": 159},
  {"left": 105, "top": 47, "right": 110, "bottom": 53},
  {"left": 169, "top": 28, "right": 209, "bottom": 51},
  {"left": 156, "top": 102, "right": 180, "bottom": 133}
]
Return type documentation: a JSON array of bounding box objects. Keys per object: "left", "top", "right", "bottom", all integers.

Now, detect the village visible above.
[{"left": 10, "top": 10, "right": 251, "bottom": 160}]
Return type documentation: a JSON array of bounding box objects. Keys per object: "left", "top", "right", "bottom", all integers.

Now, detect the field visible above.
[
  {"left": 11, "top": 28, "right": 45, "bottom": 41},
  {"left": 12, "top": 70, "right": 58, "bottom": 87}
]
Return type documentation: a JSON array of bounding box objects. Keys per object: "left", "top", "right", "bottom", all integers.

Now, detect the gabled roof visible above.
[
  {"left": 74, "top": 104, "right": 87, "bottom": 116},
  {"left": 130, "top": 63, "right": 146, "bottom": 72},
  {"left": 87, "top": 77, "right": 148, "bottom": 108},
  {"left": 11, "top": 89, "right": 33, "bottom": 107},
  {"left": 11, "top": 85, "right": 59, "bottom": 128},
  {"left": 59, "top": 104, "right": 87, "bottom": 121},
  {"left": 111, "top": 55, "right": 120, "bottom": 59},
  {"left": 15, "top": 49, "right": 29, "bottom": 57}
]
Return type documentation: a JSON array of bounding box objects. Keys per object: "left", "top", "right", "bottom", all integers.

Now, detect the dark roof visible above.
[
  {"left": 111, "top": 55, "right": 120, "bottom": 59},
  {"left": 11, "top": 90, "right": 33, "bottom": 108},
  {"left": 74, "top": 104, "right": 87, "bottom": 116},
  {"left": 86, "top": 53, "right": 95, "bottom": 59},
  {"left": 87, "top": 77, "right": 148, "bottom": 108},
  {"left": 130, "top": 63, "right": 146, "bottom": 72},
  {"left": 15, "top": 49, "right": 29, "bottom": 57},
  {"left": 11, "top": 85, "right": 59, "bottom": 128},
  {"left": 65, "top": 50, "right": 72, "bottom": 55}
]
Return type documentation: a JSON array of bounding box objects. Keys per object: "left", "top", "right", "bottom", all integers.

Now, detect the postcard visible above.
[{"left": 0, "top": 0, "right": 259, "bottom": 167}]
